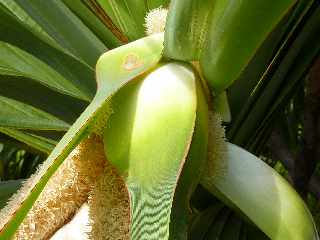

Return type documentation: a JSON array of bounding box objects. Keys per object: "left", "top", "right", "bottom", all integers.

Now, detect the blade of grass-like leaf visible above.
[
  {"left": 62, "top": 0, "right": 122, "bottom": 49},
  {"left": 0, "top": 180, "right": 23, "bottom": 209},
  {"left": 246, "top": 224, "right": 270, "bottom": 240},
  {"left": 227, "top": 0, "right": 315, "bottom": 143},
  {"left": 205, "top": 208, "right": 232, "bottom": 239},
  {"left": 0, "top": 6, "right": 96, "bottom": 100},
  {"left": 0, "top": 134, "right": 43, "bottom": 157},
  {"left": 14, "top": 0, "right": 107, "bottom": 67},
  {"left": 0, "top": 42, "right": 89, "bottom": 101},
  {"left": 83, "top": 0, "right": 129, "bottom": 44},
  {"left": 169, "top": 75, "right": 208, "bottom": 240},
  {"left": 0, "top": 75, "right": 87, "bottom": 125},
  {"left": 204, "top": 143, "right": 318, "bottom": 240},
  {"left": 230, "top": 3, "right": 320, "bottom": 148},
  {"left": 96, "top": 0, "right": 147, "bottom": 40},
  {"left": 0, "top": 1, "right": 63, "bottom": 53},
  {"left": 189, "top": 203, "right": 224, "bottom": 240},
  {"left": 226, "top": 11, "right": 292, "bottom": 125},
  {"left": 239, "top": 224, "right": 248, "bottom": 240},
  {"left": 220, "top": 213, "right": 242, "bottom": 240},
  {"left": 0, "top": 128, "right": 56, "bottom": 154},
  {"left": 248, "top": 11, "right": 320, "bottom": 152},
  {"left": 0, "top": 33, "right": 164, "bottom": 239},
  {"left": 146, "top": 0, "right": 170, "bottom": 10},
  {"left": 104, "top": 62, "right": 197, "bottom": 240},
  {"left": 200, "top": 0, "right": 297, "bottom": 93},
  {"left": 0, "top": 96, "right": 69, "bottom": 131}
]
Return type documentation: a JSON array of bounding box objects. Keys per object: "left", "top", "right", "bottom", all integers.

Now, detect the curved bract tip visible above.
[{"left": 206, "top": 143, "right": 319, "bottom": 240}]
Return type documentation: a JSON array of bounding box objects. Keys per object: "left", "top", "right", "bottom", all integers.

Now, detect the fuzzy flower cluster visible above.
[{"left": 145, "top": 7, "right": 168, "bottom": 36}]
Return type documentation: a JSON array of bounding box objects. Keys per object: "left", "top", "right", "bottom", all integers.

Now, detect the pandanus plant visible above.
[{"left": 0, "top": 0, "right": 319, "bottom": 239}]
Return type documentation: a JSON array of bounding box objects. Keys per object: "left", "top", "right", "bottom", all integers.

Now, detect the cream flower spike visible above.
[
  {"left": 145, "top": 6, "right": 168, "bottom": 36},
  {"left": 7, "top": 135, "right": 107, "bottom": 240}
]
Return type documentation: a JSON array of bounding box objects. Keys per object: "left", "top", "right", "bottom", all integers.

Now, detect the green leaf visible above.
[
  {"left": 62, "top": 0, "right": 122, "bottom": 49},
  {"left": 1, "top": 1, "right": 66, "bottom": 54},
  {"left": 0, "top": 128, "right": 56, "bottom": 154},
  {"left": 0, "top": 75, "right": 87, "bottom": 125},
  {"left": 12, "top": 0, "right": 107, "bottom": 67},
  {"left": 0, "top": 6, "right": 96, "bottom": 100},
  {"left": 164, "top": 0, "right": 297, "bottom": 93},
  {"left": 246, "top": 224, "right": 270, "bottom": 240},
  {"left": 0, "top": 42, "right": 88, "bottom": 100},
  {"left": 104, "top": 62, "right": 197, "bottom": 239},
  {"left": 228, "top": 2, "right": 320, "bottom": 149},
  {"left": 0, "top": 180, "right": 23, "bottom": 209},
  {"left": 205, "top": 208, "right": 232, "bottom": 239},
  {"left": 203, "top": 143, "right": 318, "bottom": 240},
  {"left": 0, "top": 96, "right": 69, "bottom": 131},
  {"left": 226, "top": 1, "right": 313, "bottom": 128},
  {"left": 146, "top": 0, "right": 170, "bottom": 10},
  {"left": 96, "top": 0, "right": 147, "bottom": 40},
  {"left": 239, "top": 226, "right": 248, "bottom": 240},
  {"left": 0, "top": 33, "right": 164, "bottom": 239},
  {"left": 189, "top": 200, "right": 269, "bottom": 240},
  {"left": 200, "top": 0, "right": 297, "bottom": 93},
  {"left": 189, "top": 203, "right": 224, "bottom": 240},
  {"left": 226, "top": 12, "right": 292, "bottom": 139},
  {"left": 247, "top": 5, "right": 320, "bottom": 151},
  {"left": 220, "top": 213, "right": 242, "bottom": 240},
  {"left": 213, "top": 91, "right": 231, "bottom": 123},
  {"left": 164, "top": 0, "right": 215, "bottom": 60}
]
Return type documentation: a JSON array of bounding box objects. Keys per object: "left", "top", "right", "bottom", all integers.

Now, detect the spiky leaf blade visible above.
[
  {"left": 13, "top": 0, "right": 107, "bottom": 67},
  {"left": 0, "top": 42, "right": 88, "bottom": 100},
  {"left": 0, "top": 96, "right": 69, "bottom": 131},
  {"left": 0, "top": 128, "right": 56, "bottom": 154}
]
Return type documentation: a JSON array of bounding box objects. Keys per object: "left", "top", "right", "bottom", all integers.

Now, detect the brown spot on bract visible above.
[{"left": 123, "top": 54, "right": 143, "bottom": 71}]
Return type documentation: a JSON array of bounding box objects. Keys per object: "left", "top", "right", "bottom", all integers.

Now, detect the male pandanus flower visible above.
[{"left": 0, "top": 1, "right": 318, "bottom": 240}]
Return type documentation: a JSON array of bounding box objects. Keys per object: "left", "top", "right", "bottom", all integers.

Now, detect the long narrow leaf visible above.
[
  {"left": 63, "top": 0, "right": 122, "bottom": 49},
  {"left": 0, "top": 75, "right": 87, "bottom": 125},
  {"left": 0, "top": 180, "right": 23, "bottom": 209},
  {"left": 229, "top": 2, "right": 320, "bottom": 149},
  {"left": 0, "top": 128, "right": 56, "bottom": 154},
  {"left": 0, "top": 1, "right": 63, "bottom": 53},
  {"left": 0, "top": 6, "right": 96, "bottom": 100},
  {"left": 0, "top": 96, "right": 69, "bottom": 131},
  {"left": 0, "top": 42, "right": 88, "bottom": 100},
  {"left": 14, "top": 0, "right": 107, "bottom": 67},
  {"left": 96, "top": 0, "right": 147, "bottom": 40}
]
